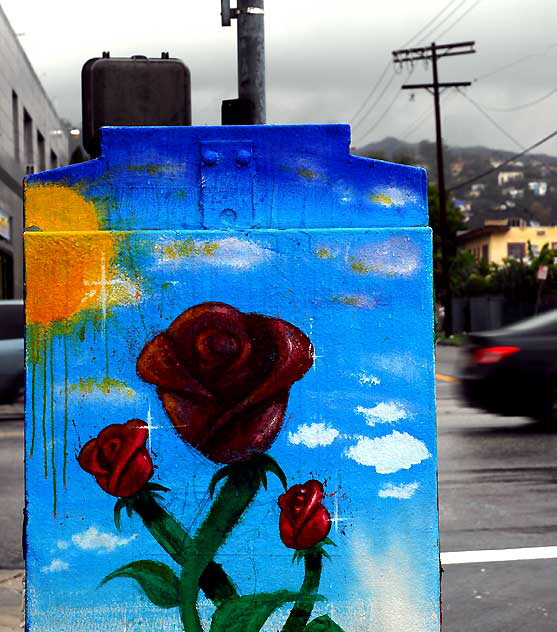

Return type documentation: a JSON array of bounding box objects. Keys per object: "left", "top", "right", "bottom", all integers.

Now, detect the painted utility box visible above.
[{"left": 24, "top": 125, "right": 439, "bottom": 631}]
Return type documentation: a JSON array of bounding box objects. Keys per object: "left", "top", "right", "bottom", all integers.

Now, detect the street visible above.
[{"left": 2, "top": 348, "right": 557, "bottom": 629}]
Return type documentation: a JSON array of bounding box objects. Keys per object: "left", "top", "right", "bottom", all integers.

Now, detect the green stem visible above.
[
  {"left": 129, "top": 492, "right": 238, "bottom": 606},
  {"left": 180, "top": 466, "right": 261, "bottom": 632},
  {"left": 282, "top": 552, "right": 323, "bottom": 632}
]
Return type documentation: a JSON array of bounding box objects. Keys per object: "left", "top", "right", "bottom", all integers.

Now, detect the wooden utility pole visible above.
[{"left": 392, "top": 40, "right": 475, "bottom": 336}]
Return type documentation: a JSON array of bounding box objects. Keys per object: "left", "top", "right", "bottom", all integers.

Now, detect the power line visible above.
[
  {"left": 401, "top": 0, "right": 460, "bottom": 48},
  {"left": 448, "top": 128, "right": 557, "bottom": 192},
  {"left": 418, "top": 0, "right": 468, "bottom": 44},
  {"left": 401, "top": 90, "right": 456, "bottom": 140},
  {"left": 350, "top": 0, "right": 469, "bottom": 130},
  {"left": 476, "top": 87, "right": 557, "bottom": 112},
  {"left": 456, "top": 87, "right": 524, "bottom": 150},
  {"left": 352, "top": 68, "right": 398, "bottom": 133},
  {"left": 349, "top": 62, "right": 392, "bottom": 127},
  {"left": 474, "top": 41, "right": 557, "bottom": 82},
  {"left": 357, "top": 68, "right": 413, "bottom": 141},
  {"left": 434, "top": 0, "right": 483, "bottom": 41}
]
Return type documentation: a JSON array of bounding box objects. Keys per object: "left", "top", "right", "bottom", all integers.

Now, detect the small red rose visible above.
[
  {"left": 136, "top": 302, "right": 314, "bottom": 464},
  {"left": 278, "top": 480, "right": 331, "bottom": 550},
  {"left": 77, "top": 419, "right": 154, "bottom": 497}
]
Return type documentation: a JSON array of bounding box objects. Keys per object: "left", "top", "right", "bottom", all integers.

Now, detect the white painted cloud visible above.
[
  {"left": 350, "top": 531, "right": 440, "bottom": 632},
  {"left": 356, "top": 402, "right": 407, "bottom": 425},
  {"left": 56, "top": 540, "right": 70, "bottom": 550},
  {"left": 378, "top": 482, "right": 420, "bottom": 500},
  {"left": 157, "top": 237, "right": 270, "bottom": 270},
  {"left": 41, "top": 559, "right": 69, "bottom": 573},
  {"left": 345, "top": 431, "right": 431, "bottom": 474},
  {"left": 371, "top": 351, "right": 423, "bottom": 381},
  {"left": 358, "top": 373, "right": 381, "bottom": 386},
  {"left": 288, "top": 422, "right": 340, "bottom": 448},
  {"left": 371, "top": 187, "right": 417, "bottom": 207},
  {"left": 72, "top": 527, "right": 138, "bottom": 554},
  {"left": 353, "top": 237, "right": 419, "bottom": 276}
]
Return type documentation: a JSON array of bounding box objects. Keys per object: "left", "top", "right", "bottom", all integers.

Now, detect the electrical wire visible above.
[
  {"left": 401, "top": 90, "right": 456, "bottom": 140},
  {"left": 349, "top": 62, "right": 392, "bottom": 127},
  {"left": 475, "top": 41, "right": 557, "bottom": 82},
  {"left": 351, "top": 0, "right": 468, "bottom": 130},
  {"left": 457, "top": 87, "right": 524, "bottom": 150},
  {"left": 400, "top": 0, "right": 460, "bottom": 48},
  {"left": 352, "top": 68, "right": 398, "bottom": 133},
  {"left": 475, "top": 87, "right": 557, "bottom": 113},
  {"left": 357, "top": 68, "right": 414, "bottom": 142},
  {"left": 418, "top": 0, "right": 469, "bottom": 45},
  {"left": 448, "top": 128, "right": 557, "bottom": 192},
  {"left": 434, "top": 0, "right": 483, "bottom": 41}
]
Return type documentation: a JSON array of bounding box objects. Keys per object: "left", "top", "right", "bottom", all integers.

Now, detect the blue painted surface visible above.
[{"left": 24, "top": 125, "right": 438, "bottom": 631}]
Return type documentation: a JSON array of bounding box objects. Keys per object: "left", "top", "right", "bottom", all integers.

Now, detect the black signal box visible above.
[{"left": 82, "top": 53, "right": 191, "bottom": 157}]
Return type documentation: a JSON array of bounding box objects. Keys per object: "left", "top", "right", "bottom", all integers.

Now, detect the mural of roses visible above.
[
  {"left": 136, "top": 302, "right": 314, "bottom": 464},
  {"left": 278, "top": 480, "right": 332, "bottom": 550},
  {"left": 76, "top": 305, "right": 346, "bottom": 632},
  {"left": 77, "top": 419, "right": 153, "bottom": 497}
]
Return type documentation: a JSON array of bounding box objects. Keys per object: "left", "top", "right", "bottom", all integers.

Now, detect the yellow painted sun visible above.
[{"left": 24, "top": 183, "right": 140, "bottom": 327}]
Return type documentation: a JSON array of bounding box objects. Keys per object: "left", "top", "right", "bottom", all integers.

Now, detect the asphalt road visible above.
[{"left": 2, "top": 351, "right": 557, "bottom": 630}]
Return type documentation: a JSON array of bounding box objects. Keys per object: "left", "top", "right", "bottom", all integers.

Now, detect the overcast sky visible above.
[{"left": 3, "top": 0, "right": 557, "bottom": 155}]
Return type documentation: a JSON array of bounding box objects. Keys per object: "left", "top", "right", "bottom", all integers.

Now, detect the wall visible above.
[
  {"left": 463, "top": 226, "right": 557, "bottom": 264},
  {"left": 0, "top": 5, "right": 69, "bottom": 298}
]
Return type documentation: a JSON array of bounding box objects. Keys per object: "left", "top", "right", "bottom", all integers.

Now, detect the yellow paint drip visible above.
[
  {"left": 370, "top": 193, "right": 393, "bottom": 207},
  {"left": 69, "top": 377, "right": 135, "bottom": 398}
]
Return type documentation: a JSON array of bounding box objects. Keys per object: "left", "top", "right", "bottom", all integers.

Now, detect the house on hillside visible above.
[
  {"left": 528, "top": 181, "right": 548, "bottom": 196},
  {"left": 458, "top": 220, "right": 557, "bottom": 264},
  {"left": 497, "top": 171, "right": 523, "bottom": 187},
  {"left": 0, "top": 6, "right": 69, "bottom": 298}
]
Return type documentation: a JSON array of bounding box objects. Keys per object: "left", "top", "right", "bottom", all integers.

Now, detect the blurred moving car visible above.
[
  {"left": 459, "top": 309, "right": 557, "bottom": 422},
  {"left": 0, "top": 299, "right": 24, "bottom": 404}
]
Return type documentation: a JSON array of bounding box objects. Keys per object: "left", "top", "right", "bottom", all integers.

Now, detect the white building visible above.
[
  {"left": 0, "top": 5, "right": 69, "bottom": 298},
  {"left": 528, "top": 181, "right": 548, "bottom": 196},
  {"left": 497, "top": 171, "right": 523, "bottom": 187}
]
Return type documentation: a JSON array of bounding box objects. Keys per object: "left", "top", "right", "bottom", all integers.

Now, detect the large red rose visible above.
[
  {"left": 136, "top": 302, "right": 313, "bottom": 464},
  {"left": 77, "top": 419, "right": 153, "bottom": 497},
  {"left": 278, "top": 480, "right": 331, "bottom": 550}
]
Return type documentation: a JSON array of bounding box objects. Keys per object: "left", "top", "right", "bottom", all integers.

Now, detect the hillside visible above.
[{"left": 355, "top": 137, "right": 557, "bottom": 228}]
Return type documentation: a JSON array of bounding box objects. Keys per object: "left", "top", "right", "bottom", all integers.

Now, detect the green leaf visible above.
[
  {"left": 260, "top": 455, "right": 288, "bottom": 491},
  {"left": 146, "top": 482, "right": 171, "bottom": 493},
  {"left": 99, "top": 560, "right": 180, "bottom": 609},
  {"left": 304, "top": 615, "right": 347, "bottom": 632},
  {"left": 208, "top": 464, "right": 236, "bottom": 498},
  {"left": 113, "top": 498, "right": 127, "bottom": 531},
  {"left": 210, "top": 590, "right": 324, "bottom": 632}
]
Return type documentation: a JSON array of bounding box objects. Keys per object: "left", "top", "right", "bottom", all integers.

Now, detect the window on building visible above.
[
  {"left": 531, "top": 243, "right": 540, "bottom": 256},
  {"left": 507, "top": 242, "right": 526, "bottom": 259},
  {"left": 552, "top": 242, "right": 557, "bottom": 251},
  {"left": 481, "top": 244, "right": 489, "bottom": 262},
  {"left": 50, "top": 149, "right": 58, "bottom": 169},
  {"left": 12, "top": 91, "right": 19, "bottom": 162},
  {"left": 23, "top": 108, "right": 33, "bottom": 168},
  {"left": 37, "top": 131, "right": 46, "bottom": 172}
]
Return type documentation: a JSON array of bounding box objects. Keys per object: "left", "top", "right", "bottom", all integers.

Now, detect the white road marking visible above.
[{"left": 441, "top": 546, "right": 557, "bottom": 565}]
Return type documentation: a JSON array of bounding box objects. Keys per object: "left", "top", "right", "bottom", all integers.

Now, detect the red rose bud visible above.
[
  {"left": 77, "top": 419, "right": 154, "bottom": 497},
  {"left": 278, "top": 480, "right": 331, "bottom": 550},
  {"left": 137, "top": 302, "right": 313, "bottom": 464}
]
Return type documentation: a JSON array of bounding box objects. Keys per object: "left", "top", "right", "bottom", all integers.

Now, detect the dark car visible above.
[
  {"left": 0, "top": 299, "right": 24, "bottom": 404},
  {"left": 459, "top": 309, "right": 557, "bottom": 422}
]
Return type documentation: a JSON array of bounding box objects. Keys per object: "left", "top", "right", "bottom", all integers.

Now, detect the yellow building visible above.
[{"left": 458, "top": 221, "right": 557, "bottom": 264}]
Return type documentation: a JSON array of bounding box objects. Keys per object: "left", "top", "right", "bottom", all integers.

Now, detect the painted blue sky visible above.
[{"left": 26, "top": 228, "right": 438, "bottom": 631}]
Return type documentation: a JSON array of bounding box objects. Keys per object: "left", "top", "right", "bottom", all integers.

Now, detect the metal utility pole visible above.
[
  {"left": 392, "top": 41, "right": 475, "bottom": 336},
  {"left": 221, "top": 0, "right": 266, "bottom": 124}
]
